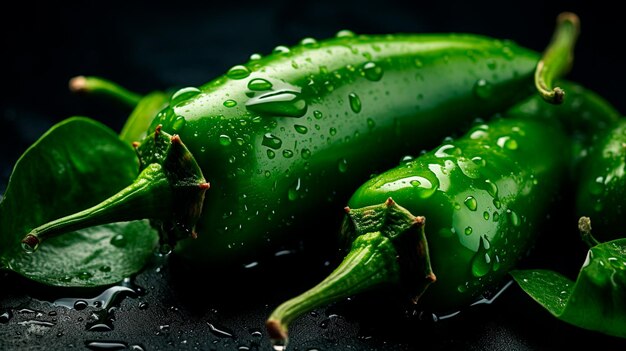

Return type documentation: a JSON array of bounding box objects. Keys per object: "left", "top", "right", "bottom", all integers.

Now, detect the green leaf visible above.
[
  {"left": 0, "top": 117, "right": 158, "bottom": 287},
  {"left": 511, "top": 239, "right": 626, "bottom": 338}
]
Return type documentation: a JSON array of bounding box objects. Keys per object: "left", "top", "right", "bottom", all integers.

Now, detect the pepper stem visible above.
[
  {"left": 21, "top": 128, "right": 209, "bottom": 253},
  {"left": 266, "top": 199, "right": 436, "bottom": 344},
  {"left": 69, "top": 76, "right": 143, "bottom": 108},
  {"left": 266, "top": 231, "right": 401, "bottom": 343},
  {"left": 578, "top": 216, "right": 600, "bottom": 248},
  {"left": 535, "top": 12, "right": 580, "bottom": 104}
]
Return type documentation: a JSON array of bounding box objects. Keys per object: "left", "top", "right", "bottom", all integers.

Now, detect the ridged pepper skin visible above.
[{"left": 147, "top": 34, "right": 539, "bottom": 264}]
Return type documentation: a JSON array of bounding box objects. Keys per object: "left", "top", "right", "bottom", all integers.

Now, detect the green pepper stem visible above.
[
  {"left": 69, "top": 76, "right": 143, "bottom": 108},
  {"left": 266, "top": 231, "right": 401, "bottom": 343},
  {"left": 535, "top": 12, "right": 580, "bottom": 104},
  {"left": 22, "top": 164, "right": 171, "bottom": 252},
  {"left": 21, "top": 130, "right": 209, "bottom": 253},
  {"left": 578, "top": 216, "right": 601, "bottom": 248}
]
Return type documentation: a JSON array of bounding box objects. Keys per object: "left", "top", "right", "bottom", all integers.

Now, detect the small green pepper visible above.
[
  {"left": 21, "top": 27, "right": 549, "bottom": 267},
  {"left": 265, "top": 78, "right": 621, "bottom": 344}
]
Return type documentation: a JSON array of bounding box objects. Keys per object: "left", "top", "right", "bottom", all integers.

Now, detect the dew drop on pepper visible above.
[
  {"left": 294, "top": 125, "right": 308, "bottom": 134},
  {"left": 262, "top": 133, "right": 282, "bottom": 149},
  {"left": 362, "top": 62, "right": 383, "bottom": 81},
  {"left": 464, "top": 196, "right": 478, "bottom": 211},
  {"left": 473, "top": 79, "right": 493, "bottom": 99},
  {"left": 349, "top": 93, "right": 362, "bottom": 113},
  {"left": 226, "top": 65, "right": 251, "bottom": 80}
]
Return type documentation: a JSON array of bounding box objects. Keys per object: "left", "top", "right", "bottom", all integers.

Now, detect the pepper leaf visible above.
[
  {"left": 0, "top": 117, "right": 158, "bottom": 287},
  {"left": 511, "top": 239, "right": 626, "bottom": 338}
]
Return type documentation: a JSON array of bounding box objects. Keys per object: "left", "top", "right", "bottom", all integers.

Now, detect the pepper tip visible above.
[
  {"left": 21, "top": 234, "right": 41, "bottom": 253},
  {"left": 68, "top": 76, "right": 88, "bottom": 93},
  {"left": 266, "top": 319, "right": 289, "bottom": 346}
]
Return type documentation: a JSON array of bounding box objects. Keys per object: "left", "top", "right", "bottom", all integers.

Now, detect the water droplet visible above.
[
  {"left": 264, "top": 170, "right": 271, "bottom": 178},
  {"left": 497, "top": 136, "right": 518, "bottom": 150},
  {"left": 362, "top": 62, "right": 383, "bottom": 81},
  {"left": 99, "top": 265, "right": 111, "bottom": 272},
  {"left": 139, "top": 302, "right": 148, "bottom": 310},
  {"left": 207, "top": 322, "right": 235, "bottom": 338},
  {"left": 223, "top": 99, "right": 237, "bottom": 108},
  {"left": 329, "top": 127, "right": 337, "bottom": 136},
  {"left": 170, "top": 87, "right": 201, "bottom": 106},
  {"left": 348, "top": 93, "right": 362, "bottom": 113},
  {"left": 262, "top": 133, "right": 282, "bottom": 149},
  {"left": 214, "top": 136, "right": 231, "bottom": 148},
  {"left": 249, "top": 53, "right": 262, "bottom": 61},
  {"left": 493, "top": 212, "right": 500, "bottom": 222},
  {"left": 288, "top": 178, "right": 302, "bottom": 201},
  {"left": 301, "top": 148, "right": 311, "bottom": 159},
  {"left": 473, "top": 79, "right": 493, "bottom": 99},
  {"left": 493, "top": 255, "right": 501, "bottom": 271},
  {"left": 300, "top": 37, "right": 318, "bottom": 47},
  {"left": 246, "top": 89, "right": 308, "bottom": 117},
  {"left": 0, "top": 310, "right": 12, "bottom": 323},
  {"left": 313, "top": 110, "right": 323, "bottom": 119},
  {"left": 471, "top": 236, "right": 493, "bottom": 277},
  {"left": 335, "top": 29, "right": 355, "bottom": 38},
  {"left": 464, "top": 196, "right": 478, "bottom": 211},
  {"left": 273, "top": 45, "right": 290, "bottom": 54},
  {"left": 464, "top": 226, "right": 473, "bottom": 235},
  {"left": 226, "top": 65, "right": 251, "bottom": 79},
  {"left": 485, "top": 180, "right": 498, "bottom": 197},
  {"left": 228, "top": 155, "right": 236, "bottom": 163},
  {"left": 434, "top": 144, "right": 459, "bottom": 158},
  {"left": 266, "top": 150, "right": 275, "bottom": 159},
  {"left": 472, "top": 156, "right": 486, "bottom": 167},
  {"left": 457, "top": 157, "right": 481, "bottom": 179},
  {"left": 367, "top": 118, "right": 376, "bottom": 129},
  {"left": 483, "top": 211, "right": 490, "bottom": 220},
  {"left": 493, "top": 199, "right": 501, "bottom": 209},
  {"left": 171, "top": 116, "right": 186, "bottom": 131},
  {"left": 247, "top": 78, "right": 273, "bottom": 91},
  {"left": 85, "top": 341, "right": 127, "bottom": 350},
  {"left": 410, "top": 179, "right": 421, "bottom": 187},
  {"left": 294, "top": 124, "right": 308, "bottom": 134},
  {"left": 282, "top": 149, "right": 294, "bottom": 158},
  {"left": 414, "top": 58, "right": 424, "bottom": 68},
  {"left": 110, "top": 234, "right": 127, "bottom": 248},
  {"left": 74, "top": 300, "right": 88, "bottom": 310},
  {"left": 338, "top": 158, "right": 348, "bottom": 173},
  {"left": 507, "top": 209, "right": 520, "bottom": 226}
]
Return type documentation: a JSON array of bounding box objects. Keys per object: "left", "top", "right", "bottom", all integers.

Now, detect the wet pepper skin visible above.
[
  {"left": 345, "top": 115, "right": 570, "bottom": 312},
  {"left": 147, "top": 34, "right": 538, "bottom": 264}
]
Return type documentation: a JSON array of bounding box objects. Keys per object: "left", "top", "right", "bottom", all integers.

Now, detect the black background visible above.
[{"left": 2, "top": 1, "right": 626, "bottom": 350}]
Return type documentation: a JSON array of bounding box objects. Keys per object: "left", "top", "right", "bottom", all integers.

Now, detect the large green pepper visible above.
[{"left": 22, "top": 31, "right": 543, "bottom": 266}]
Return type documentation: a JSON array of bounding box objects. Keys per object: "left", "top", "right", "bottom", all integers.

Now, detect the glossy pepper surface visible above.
[
  {"left": 23, "top": 32, "right": 540, "bottom": 265},
  {"left": 576, "top": 119, "right": 626, "bottom": 241},
  {"left": 265, "top": 81, "right": 621, "bottom": 346}
]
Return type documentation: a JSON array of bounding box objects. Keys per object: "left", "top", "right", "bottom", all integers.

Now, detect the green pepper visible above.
[
  {"left": 265, "top": 78, "right": 621, "bottom": 344},
  {"left": 575, "top": 118, "right": 626, "bottom": 241},
  {"left": 20, "top": 27, "right": 548, "bottom": 268},
  {"left": 264, "top": 15, "right": 599, "bottom": 344}
]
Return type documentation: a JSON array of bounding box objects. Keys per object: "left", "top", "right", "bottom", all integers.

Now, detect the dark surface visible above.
[{"left": 2, "top": 1, "right": 626, "bottom": 350}]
